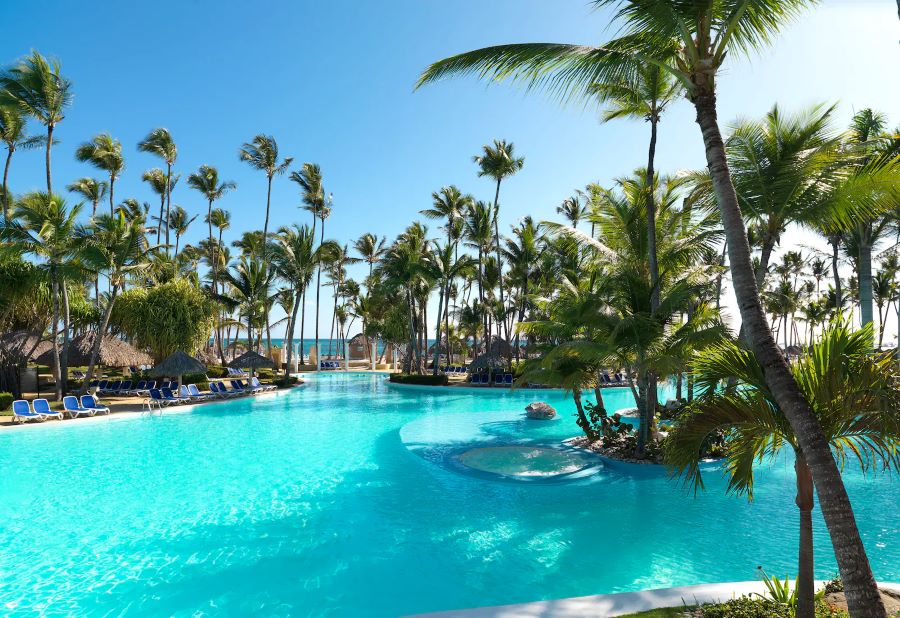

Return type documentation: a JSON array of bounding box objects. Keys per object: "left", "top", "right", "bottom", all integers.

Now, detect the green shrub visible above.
[
  {"left": 206, "top": 365, "right": 230, "bottom": 379},
  {"left": 257, "top": 369, "right": 274, "bottom": 380},
  {"left": 389, "top": 374, "right": 448, "bottom": 386},
  {"left": 182, "top": 372, "right": 209, "bottom": 385},
  {"left": 195, "top": 381, "right": 210, "bottom": 392},
  {"left": 697, "top": 597, "right": 847, "bottom": 618},
  {"left": 0, "top": 392, "right": 13, "bottom": 411},
  {"left": 272, "top": 375, "right": 298, "bottom": 388}
]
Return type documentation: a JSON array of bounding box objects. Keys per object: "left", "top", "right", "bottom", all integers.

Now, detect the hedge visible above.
[
  {"left": 389, "top": 374, "right": 448, "bottom": 386},
  {"left": 0, "top": 392, "right": 13, "bottom": 411}
]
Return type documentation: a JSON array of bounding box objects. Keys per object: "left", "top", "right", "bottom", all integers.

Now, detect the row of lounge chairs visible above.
[
  {"left": 89, "top": 380, "right": 181, "bottom": 396},
  {"left": 466, "top": 373, "right": 515, "bottom": 386},
  {"left": 442, "top": 366, "right": 469, "bottom": 374},
  {"left": 601, "top": 372, "right": 627, "bottom": 386},
  {"left": 226, "top": 367, "right": 249, "bottom": 377},
  {"left": 320, "top": 361, "right": 344, "bottom": 370},
  {"left": 143, "top": 379, "right": 276, "bottom": 410},
  {"left": 12, "top": 395, "right": 110, "bottom": 423}
]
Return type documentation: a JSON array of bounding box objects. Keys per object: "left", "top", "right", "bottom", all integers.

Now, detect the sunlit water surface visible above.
[{"left": 0, "top": 372, "right": 896, "bottom": 617}]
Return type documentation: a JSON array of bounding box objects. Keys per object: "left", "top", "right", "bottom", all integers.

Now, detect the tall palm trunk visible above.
[
  {"left": 830, "top": 236, "right": 842, "bottom": 312},
  {"left": 299, "top": 288, "right": 307, "bottom": 365},
  {"left": 45, "top": 123, "right": 53, "bottom": 194},
  {"left": 109, "top": 174, "right": 116, "bottom": 216},
  {"left": 156, "top": 193, "right": 164, "bottom": 244},
  {"left": 164, "top": 163, "right": 172, "bottom": 254},
  {"left": 858, "top": 225, "right": 874, "bottom": 332},
  {"left": 491, "top": 180, "right": 510, "bottom": 357},
  {"left": 2, "top": 147, "right": 12, "bottom": 222},
  {"left": 314, "top": 217, "right": 324, "bottom": 371},
  {"left": 572, "top": 389, "right": 597, "bottom": 442},
  {"left": 693, "top": 92, "right": 885, "bottom": 618},
  {"left": 81, "top": 287, "right": 118, "bottom": 393},
  {"left": 60, "top": 282, "right": 71, "bottom": 395},
  {"left": 433, "top": 286, "right": 444, "bottom": 375},
  {"left": 285, "top": 290, "right": 301, "bottom": 377},
  {"left": 795, "top": 451, "right": 815, "bottom": 618},
  {"left": 639, "top": 112, "right": 661, "bottom": 457},
  {"left": 50, "top": 269, "right": 62, "bottom": 401}
]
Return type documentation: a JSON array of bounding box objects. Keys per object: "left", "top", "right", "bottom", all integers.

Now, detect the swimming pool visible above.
[{"left": 0, "top": 372, "right": 896, "bottom": 616}]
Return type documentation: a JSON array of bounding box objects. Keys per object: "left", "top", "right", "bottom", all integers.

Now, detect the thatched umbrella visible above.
[
  {"left": 148, "top": 350, "right": 207, "bottom": 388},
  {"left": 34, "top": 332, "right": 152, "bottom": 368},
  {"left": 468, "top": 354, "right": 505, "bottom": 372},
  {"left": 229, "top": 350, "right": 274, "bottom": 377},
  {"left": 0, "top": 331, "right": 51, "bottom": 397}
]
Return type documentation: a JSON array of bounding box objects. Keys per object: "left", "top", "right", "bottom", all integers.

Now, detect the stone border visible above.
[
  {"left": 404, "top": 581, "right": 900, "bottom": 618},
  {"left": 384, "top": 378, "right": 633, "bottom": 395}
]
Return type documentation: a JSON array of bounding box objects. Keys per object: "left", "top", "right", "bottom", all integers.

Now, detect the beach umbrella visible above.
[
  {"left": 148, "top": 350, "right": 206, "bottom": 388},
  {"left": 467, "top": 354, "right": 505, "bottom": 372},
  {"left": 34, "top": 332, "right": 152, "bottom": 368},
  {"left": 228, "top": 350, "right": 274, "bottom": 377}
]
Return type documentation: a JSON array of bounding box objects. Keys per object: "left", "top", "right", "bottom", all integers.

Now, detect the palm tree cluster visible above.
[{"left": 416, "top": 2, "right": 899, "bottom": 616}]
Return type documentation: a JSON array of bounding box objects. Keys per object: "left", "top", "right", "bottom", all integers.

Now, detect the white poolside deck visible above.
[{"left": 406, "top": 581, "right": 900, "bottom": 618}]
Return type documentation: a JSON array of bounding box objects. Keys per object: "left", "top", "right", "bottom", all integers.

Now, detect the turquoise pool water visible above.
[{"left": 0, "top": 372, "right": 897, "bottom": 617}]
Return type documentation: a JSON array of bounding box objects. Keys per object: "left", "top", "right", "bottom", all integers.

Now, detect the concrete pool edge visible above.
[{"left": 405, "top": 581, "right": 900, "bottom": 617}]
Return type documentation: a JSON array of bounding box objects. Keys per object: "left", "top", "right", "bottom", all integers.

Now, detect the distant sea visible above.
[{"left": 214, "top": 338, "right": 436, "bottom": 358}]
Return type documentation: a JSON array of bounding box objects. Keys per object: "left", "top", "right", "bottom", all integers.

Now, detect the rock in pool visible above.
[{"left": 525, "top": 402, "right": 557, "bottom": 420}]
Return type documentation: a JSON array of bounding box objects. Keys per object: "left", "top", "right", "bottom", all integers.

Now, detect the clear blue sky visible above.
[{"left": 1, "top": 0, "right": 898, "bottom": 337}]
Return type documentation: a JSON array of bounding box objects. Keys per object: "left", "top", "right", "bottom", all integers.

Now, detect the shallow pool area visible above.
[{"left": 0, "top": 372, "right": 897, "bottom": 617}]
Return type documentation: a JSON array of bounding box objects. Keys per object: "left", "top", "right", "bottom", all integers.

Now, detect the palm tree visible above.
[
  {"left": 416, "top": 5, "right": 888, "bottom": 612},
  {"left": 187, "top": 165, "right": 236, "bottom": 290},
  {"left": 474, "top": 139, "right": 524, "bottom": 350},
  {"left": 75, "top": 133, "right": 124, "bottom": 216},
  {"left": 0, "top": 51, "right": 72, "bottom": 195},
  {"left": 666, "top": 324, "right": 900, "bottom": 618},
  {"left": 138, "top": 128, "right": 178, "bottom": 254},
  {"left": 872, "top": 268, "right": 895, "bottom": 348},
  {"left": 272, "top": 225, "right": 338, "bottom": 376},
  {"left": 353, "top": 232, "right": 386, "bottom": 278},
  {"left": 66, "top": 177, "right": 108, "bottom": 219},
  {"left": 464, "top": 200, "right": 494, "bottom": 357},
  {"left": 0, "top": 105, "right": 44, "bottom": 221},
  {"left": 141, "top": 168, "right": 176, "bottom": 246},
  {"left": 421, "top": 185, "right": 473, "bottom": 255},
  {"left": 556, "top": 194, "right": 586, "bottom": 228},
  {"left": 239, "top": 135, "right": 292, "bottom": 257},
  {"left": 290, "top": 163, "right": 330, "bottom": 369},
  {"left": 430, "top": 241, "right": 475, "bottom": 372},
  {"left": 78, "top": 211, "right": 154, "bottom": 392},
  {"left": 504, "top": 216, "right": 543, "bottom": 361},
  {"left": 3, "top": 192, "right": 81, "bottom": 400},
  {"left": 168, "top": 205, "right": 197, "bottom": 255}
]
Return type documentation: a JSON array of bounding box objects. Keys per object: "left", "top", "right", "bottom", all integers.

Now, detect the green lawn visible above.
[{"left": 617, "top": 609, "right": 691, "bottom": 618}]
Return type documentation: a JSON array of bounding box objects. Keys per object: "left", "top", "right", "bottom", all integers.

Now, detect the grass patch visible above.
[{"left": 618, "top": 609, "right": 692, "bottom": 618}]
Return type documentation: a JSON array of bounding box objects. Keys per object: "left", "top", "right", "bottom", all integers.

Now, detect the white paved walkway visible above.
[{"left": 406, "top": 581, "right": 900, "bottom": 618}]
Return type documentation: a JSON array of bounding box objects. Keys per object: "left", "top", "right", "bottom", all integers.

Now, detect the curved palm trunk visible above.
[
  {"left": 573, "top": 389, "right": 597, "bottom": 442},
  {"left": 285, "top": 291, "right": 300, "bottom": 377},
  {"left": 433, "top": 286, "right": 444, "bottom": 375},
  {"left": 795, "top": 451, "right": 815, "bottom": 618},
  {"left": 3, "top": 147, "right": 12, "bottom": 222},
  {"left": 693, "top": 92, "right": 885, "bottom": 618},
  {"left": 157, "top": 194, "right": 165, "bottom": 245}
]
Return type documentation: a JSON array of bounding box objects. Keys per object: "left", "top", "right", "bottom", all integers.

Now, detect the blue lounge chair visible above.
[
  {"left": 81, "top": 395, "right": 110, "bottom": 415},
  {"left": 62, "top": 396, "right": 93, "bottom": 418},
  {"left": 250, "top": 377, "right": 276, "bottom": 392},
  {"left": 100, "top": 380, "right": 120, "bottom": 394},
  {"left": 32, "top": 398, "right": 64, "bottom": 420},
  {"left": 96, "top": 379, "right": 108, "bottom": 391},
  {"left": 230, "top": 379, "right": 251, "bottom": 394},
  {"left": 12, "top": 400, "right": 45, "bottom": 423},
  {"left": 187, "top": 383, "right": 215, "bottom": 400},
  {"left": 502, "top": 374, "right": 513, "bottom": 386},
  {"left": 161, "top": 387, "right": 189, "bottom": 405}
]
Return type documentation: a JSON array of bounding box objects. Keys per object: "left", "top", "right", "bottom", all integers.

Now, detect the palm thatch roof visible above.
[
  {"left": 468, "top": 354, "right": 506, "bottom": 371},
  {"left": 0, "top": 331, "right": 51, "bottom": 364},
  {"left": 348, "top": 333, "right": 367, "bottom": 346},
  {"left": 228, "top": 350, "right": 275, "bottom": 369},
  {"left": 488, "top": 337, "right": 512, "bottom": 358},
  {"left": 34, "top": 332, "right": 152, "bottom": 367},
  {"left": 148, "top": 350, "right": 206, "bottom": 377}
]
